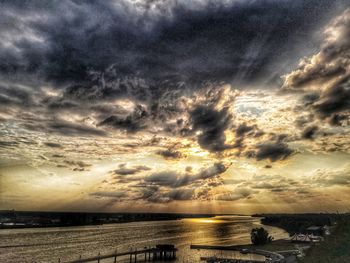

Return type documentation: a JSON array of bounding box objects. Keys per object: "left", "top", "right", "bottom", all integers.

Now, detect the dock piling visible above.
[
  {"left": 59, "top": 244, "right": 177, "bottom": 263},
  {"left": 114, "top": 249, "right": 117, "bottom": 263}
]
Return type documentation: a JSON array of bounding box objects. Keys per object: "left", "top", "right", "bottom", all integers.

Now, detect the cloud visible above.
[
  {"left": 251, "top": 182, "right": 275, "bottom": 189},
  {"left": 90, "top": 191, "right": 126, "bottom": 199},
  {"left": 254, "top": 142, "right": 294, "bottom": 162},
  {"left": 46, "top": 121, "right": 107, "bottom": 136},
  {"left": 132, "top": 183, "right": 195, "bottom": 203},
  {"left": 98, "top": 104, "right": 149, "bottom": 133},
  {"left": 301, "top": 125, "right": 319, "bottom": 139},
  {"left": 1, "top": 0, "right": 346, "bottom": 89},
  {"left": 1, "top": 0, "right": 349, "bottom": 211},
  {"left": 0, "top": 141, "right": 19, "bottom": 148},
  {"left": 44, "top": 142, "right": 62, "bottom": 148},
  {"left": 156, "top": 148, "right": 183, "bottom": 159},
  {"left": 0, "top": 84, "right": 35, "bottom": 107},
  {"left": 45, "top": 98, "right": 79, "bottom": 110},
  {"left": 283, "top": 8, "right": 350, "bottom": 123},
  {"left": 215, "top": 188, "right": 255, "bottom": 201},
  {"left": 166, "top": 188, "right": 195, "bottom": 201},
  {"left": 309, "top": 165, "right": 350, "bottom": 187},
  {"left": 235, "top": 123, "right": 255, "bottom": 138},
  {"left": 144, "top": 162, "right": 227, "bottom": 188},
  {"left": 190, "top": 105, "right": 232, "bottom": 152},
  {"left": 0, "top": 0, "right": 348, "bottom": 158},
  {"left": 63, "top": 160, "right": 92, "bottom": 171},
  {"left": 113, "top": 163, "right": 151, "bottom": 175}
]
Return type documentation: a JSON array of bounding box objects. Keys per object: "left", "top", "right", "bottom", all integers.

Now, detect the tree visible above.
[{"left": 250, "top": 227, "right": 273, "bottom": 245}]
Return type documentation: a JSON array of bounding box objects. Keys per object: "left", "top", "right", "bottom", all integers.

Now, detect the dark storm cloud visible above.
[
  {"left": 113, "top": 163, "right": 151, "bottom": 175},
  {"left": 329, "top": 114, "right": 348, "bottom": 126},
  {"left": 313, "top": 81, "right": 350, "bottom": 119},
  {"left": 144, "top": 187, "right": 195, "bottom": 203},
  {"left": 98, "top": 104, "right": 149, "bottom": 133},
  {"left": 283, "top": 8, "right": 350, "bottom": 124},
  {"left": 0, "top": 0, "right": 347, "bottom": 91},
  {"left": 251, "top": 182, "right": 275, "bottom": 189},
  {"left": 254, "top": 142, "right": 294, "bottom": 162},
  {"left": 190, "top": 105, "right": 232, "bottom": 152},
  {"left": 0, "top": 94, "right": 14, "bottom": 105},
  {"left": 144, "top": 171, "right": 179, "bottom": 187},
  {"left": 138, "top": 185, "right": 160, "bottom": 199},
  {"left": 236, "top": 123, "right": 255, "bottom": 137},
  {"left": 156, "top": 148, "right": 183, "bottom": 159},
  {"left": 44, "top": 98, "right": 79, "bottom": 110},
  {"left": 132, "top": 183, "right": 195, "bottom": 203},
  {"left": 52, "top": 154, "right": 64, "bottom": 158},
  {"left": 46, "top": 121, "right": 107, "bottom": 136},
  {"left": 0, "top": 141, "right": 19, "bottom": 148},
  {"left": 232, "top": 122, "right": 264, "bottom": 156},
  {"left": 0, "top": 84, "right": 35, "bottom": 107},
  {"left": 1, "top": 0, "right": 348, "bottom": 161},
  {"left": 144, "top": 162, "right": 227, "bottom": 188},
  {"left": 44, "top": 142, "right": 62, "bottom": 148},
  {"left": 294, "top": 114, "right": 315, "bottom": 128},
  {"left": 301, "top": 125, "right": 319, "bottom": 139}
]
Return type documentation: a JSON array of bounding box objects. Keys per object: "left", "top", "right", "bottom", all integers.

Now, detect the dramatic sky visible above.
[{"left": 0, "top": 0, "right": 349, "bottom": 214}]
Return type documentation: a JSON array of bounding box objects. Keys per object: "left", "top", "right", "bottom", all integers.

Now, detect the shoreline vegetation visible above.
[
  {"left": 248, "top": 213, "right": 350, "bottom": 262},
  {"left": 300, "top": 214, "right": 350, "bottom": 263},
  {"left": 0, "top": 210, "right": 222, "bottom": 229}
]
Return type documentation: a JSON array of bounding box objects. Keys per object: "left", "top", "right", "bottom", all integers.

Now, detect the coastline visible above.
[
  {"left": 0, "top": 211, "right": 220, "bottom": 229},
  {"left": 0, "top": 211, "right": 255, "bottom": 229}
]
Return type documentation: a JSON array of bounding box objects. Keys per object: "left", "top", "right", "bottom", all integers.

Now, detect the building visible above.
[{"left": 291, "top": 234, "right": 313, "bottom": 243}]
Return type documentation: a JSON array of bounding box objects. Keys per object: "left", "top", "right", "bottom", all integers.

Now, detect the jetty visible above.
[
  {"left": 60, "top": 244, "right": 177, "bottom": 263},
  {"left": 190, "top": 245, "right": 285, "bottom": 262},
  {"left": 201, "top": 256, "right": 264, "bottom": 263}
]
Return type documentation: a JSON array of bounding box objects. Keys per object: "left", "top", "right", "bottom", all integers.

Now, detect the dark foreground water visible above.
[{"left": 0, "top": 216, "right": 288, "bottom": 263}]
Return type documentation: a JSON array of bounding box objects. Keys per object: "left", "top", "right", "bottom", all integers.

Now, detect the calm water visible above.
[{"left": 0, "top": 216, "right": 288, "bottom": 263}]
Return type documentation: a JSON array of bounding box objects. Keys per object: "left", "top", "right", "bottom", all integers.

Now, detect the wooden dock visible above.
[
  {"left": 60, "top": 244, "right": 177, "bottom": 263},
  {"left": 191, "top": 244, "right": 240, "bottom": 251},
  {"left": 190, "top": 244, "right": 285, "bottom": 262},
  {"left": 200, "top": 257, "right": 264, "bottom": 263}
]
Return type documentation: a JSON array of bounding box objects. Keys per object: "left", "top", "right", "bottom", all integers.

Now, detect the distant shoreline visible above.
[
  {"left": 0, "top": 211, "right": 249, "bottom": 229},
  {"left": 0, "top": 217, "right": 184, "bottom": 229}
]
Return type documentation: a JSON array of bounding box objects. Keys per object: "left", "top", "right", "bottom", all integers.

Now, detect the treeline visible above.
[
  {"left": 254, "top": 213, "right": 338, "bottom": 235},
  {"left": 0, "top": 210, "right": 214, "bottom": 228},
  {"left": 301, "top": 214, "right": 350, "bottom": 262}
]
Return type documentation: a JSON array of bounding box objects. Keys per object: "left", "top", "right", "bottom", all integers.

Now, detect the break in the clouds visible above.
[{"left": 0, "top": 0, "right": 349, "bottom": 213}]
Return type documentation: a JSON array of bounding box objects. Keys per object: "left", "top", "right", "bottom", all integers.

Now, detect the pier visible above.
[
  {"left": 190, "top": 245, "right": 285, "bottom": 262},
  {"left": 201, "top": 257, "right": 264, "bottom": 263},
  {"left": 60, "top": 244, "right": 177, "bottom": 263}
]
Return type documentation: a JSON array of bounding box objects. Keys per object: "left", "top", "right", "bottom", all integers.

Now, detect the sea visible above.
[{"left": 0, "top": 215, "right": 288, "bottom": 263}]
